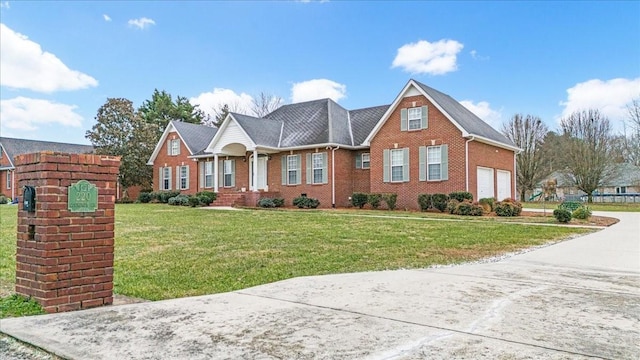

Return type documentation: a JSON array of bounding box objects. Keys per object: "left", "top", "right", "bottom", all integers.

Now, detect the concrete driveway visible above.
[{"left": 1, "top": 211, "right": 638, "bottom": 359}]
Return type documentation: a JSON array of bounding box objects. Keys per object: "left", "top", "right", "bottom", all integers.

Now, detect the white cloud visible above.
[
  {"left": 460, "top": 100, "right": 503, "bottom": 129},
  {"left": 128, "top": 17, "right": 155, "bottom": 30},
  {"left": 290, "top": 79, "right": 346, "bottom": 103},
  {"left": 189, "top": 88, "right": 254, "bottom": 118},
  {"left": 103, "top": 14, "right": 111, "bottom": 22},
  {"left": 392, "top": 39, "right": 464, "bottom": 75},
  {"left": 0, "top": 2, "right": 9, "bottom": 9},
  {"left": 559, "top": 78, "right": 640, "bottom": 131},
  {"left": 470, "top": 49, "right": 489, "bottom": 61},
  {"left": 0, "top": 97, "right": 84, "bottom": 131},
  {"left": 0, "top": 23, "right": 98, "bottom": 93}
]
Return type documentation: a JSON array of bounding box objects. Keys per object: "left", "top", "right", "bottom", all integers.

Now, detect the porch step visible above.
[{"left": 211, "top": 193, "right": 246, "bottom": 207}]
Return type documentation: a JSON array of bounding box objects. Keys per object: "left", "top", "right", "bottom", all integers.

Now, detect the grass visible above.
[
  {"left": 523, "top": 201, "right": 640, "bottom": 212},
  {"left": 0, "top": 294, "right": 45, "bottom": 318},
  {"left": 0, "top": 204, "right": 595, "bottom": 302}
]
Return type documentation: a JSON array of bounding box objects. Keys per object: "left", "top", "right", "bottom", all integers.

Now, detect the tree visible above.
[
  {"left": 85, "top": 98, "right": 154, "bottom": 197},
  {"left": 502, "top": 114, "right": 548, "bottom": 201},
  {"left": 622, "top": 98, "right": 640, "bottom": 166},
  {"left": 250, "top": 92, "right": 283, "bottom": 117},
  {"left": 138, "top": 89, "right": 207, "bottom": 140},
  {"left": 559, "top": 109, "right": 613, "bottom": 203},
  {"left": 539, "top": 131, "right": 567, "bottom": 175}
]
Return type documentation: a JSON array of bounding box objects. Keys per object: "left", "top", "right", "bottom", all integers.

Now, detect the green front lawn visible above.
[{"left": 0, "top": 204, "right": 593, "bottom": 301}]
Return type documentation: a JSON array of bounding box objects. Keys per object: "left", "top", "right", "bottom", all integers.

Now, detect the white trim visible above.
[
  {"left": 147, "top": 121, "right": 196, "bottom": 165},
  {"left": 465, "top": 136, "right": 475, "bottom": 192},
  {"left": 469, "top": 134, "right": 522, "bottom": 152},
  {"left": 206, "top": 114, "right": 257, "bottom": 155}
]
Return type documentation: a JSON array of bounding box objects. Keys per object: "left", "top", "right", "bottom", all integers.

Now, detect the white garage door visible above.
[
  {"left": 477, "top": 167, "right": 495, "bottom": 199},
  {"left": 497, "top": 170, "right": 512, "bottom": 201}
]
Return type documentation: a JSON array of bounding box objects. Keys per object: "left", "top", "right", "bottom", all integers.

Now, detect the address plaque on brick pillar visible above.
[{"left": 68, "top": 180, "right": 98, "bottom": 212}]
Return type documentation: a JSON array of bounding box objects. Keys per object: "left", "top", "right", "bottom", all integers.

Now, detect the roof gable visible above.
[{"left": 147, "top": 121, "right": 217, "bottom": 164}]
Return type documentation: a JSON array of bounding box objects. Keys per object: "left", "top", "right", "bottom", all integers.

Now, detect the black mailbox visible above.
[{"left": 23, "top": 186, "right": 36, "bottom": 212}]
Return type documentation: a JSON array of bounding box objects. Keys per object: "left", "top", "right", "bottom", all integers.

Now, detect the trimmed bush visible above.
[
  {"left": 138, "top": 192, "right": 153, "bottom": 203},
  {"left": 383, "top": 193, "right": 397, "bottom": 210},
  {"left": 494, "top": 198, "right": 522, "bottom": 217},
  {"left": 553, "top": 208, "right": 572, "bottom": 223},
  {"left": 0, "top": 195, "right": 9, "bottom": 205},
  {"left": 293, "top": 196, "right": 320, "bottom": 209},
  {"left": 272, "top": 198, "right": 285, "bottom": 208},
  {"left": 572, "top": 206, "right": 592, "bottom": 220},
  {"left": 158, "top": 191, "right": 181, "bottom": 204},
  {"left": 195, "top": 191, "right": 216, "bottom": 206},
  {"left": 368, "top": 193, "right": 382, "bottom": 209},
  {"left": 258, "top": 198, "right": 276, "bottom": 208},
  {"left": 447, "top": 199, "right": 460, "bottom": 214},
  {"left": 418, "top": 194, "right": 432, "bottom": 211},
  {"left": 478, "top": 198, "right": 495, "bottom": 213},
  {"left": 168, "top": 194, "right": 190, "bottom": 206},
  {"left": 188, "top": 196, "right": 201, "bottom": 207},
  {"left": 432, "top": 193, "right": 449, "bottom": 212},
  {"left": 351, "top": 192, "right": 368, "bottom": 209},
  {"left": 559, "top": 201, "right": 582, "bottom": 212},
  {"left": 449, "top": 191, "right": 473, "bottom": 203}
]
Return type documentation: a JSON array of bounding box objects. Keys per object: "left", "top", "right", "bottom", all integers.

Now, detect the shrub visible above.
[
  {"left": 158, "top": 191, "right": 181, "bottom": 204},
  {"left": 494, "top": 198, "right": 522, "bottom": 217},
  {"left": 559, "top": 201, "right": 582, "bottom": 212},
  {"left": 116, "top": 197, "right": 134, "bottom": 204},
  {"left": 383, "top": 193, "right": 397, "bottom": 210},
  {"left": 168, "top": 194, "right": 190, "bottom": 206},
  {"left": 351, "top": 192, "right": 368, "bottom": 209},
  {"left": 258, "top": 198, "right": 276, "bottom": 208},
  {"left": 368, "top": 193, "right": 382, "bottom": 209},
  {"left": 553, "top": 208, "right": 572, "bottom": 223},
  {"left": 455, "top": 200, "right": 474, "bottom": 215},
  {"left": 478, "top": 198, "right": 495, "bottom": 213},
  {"left": 447, "top": 199, "right": 460, "bottom": 214},
  {"left": 449, "top": 191, "right": 473, "bottom": 202},
  {"left": 273, "top": 198, "right": 285, "bottom": 207},
  {"left": 432, "top": 193, "right": 449, "bottom": 212},
  {"left": 293, "top": 196, "right": 320, "bottom": 209},
  {"left": 195, "top": 191, "right": 216, "bottom": 206},
  {"left": 138, "top": 192, "right": 153, "bottom": 203},
  {"left": 0, "top": 195, "right": 8, "bottom": 205},
  {"left": 188, "top": 196, "right": 201, "bottom": 207},
  {"left": 418, "top": 194, "right": 432, "bottom": 211},
  {"left": 572, "top": 206, "right": 592, "bottom": 220},
  {"left": 469, "top": 202, "right": 485, "bottom": 216}
]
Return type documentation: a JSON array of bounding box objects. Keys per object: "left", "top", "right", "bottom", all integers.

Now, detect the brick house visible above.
[
  {"left": 147, "top": 79, "right": 520, "bottom": 209},
  {"left": 0, "top": 137, "right": 94, "bottom": 201}
]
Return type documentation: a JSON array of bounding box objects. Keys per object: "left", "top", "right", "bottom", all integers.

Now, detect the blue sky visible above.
[{"left": 1, "top": 0, "right": 639, "bottom": 145}]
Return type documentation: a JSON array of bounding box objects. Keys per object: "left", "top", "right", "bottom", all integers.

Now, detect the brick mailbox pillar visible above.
[{"left": 14, "top": 151, "right": 120, "bottom": 313}]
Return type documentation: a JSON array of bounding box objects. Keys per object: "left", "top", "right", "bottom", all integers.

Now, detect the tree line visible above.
[
  {"left": 85, "top": 90, "right": 281, "bottom": 198},
  {"left": 503, "top": 99, "right": 640, "bottom": 203}
]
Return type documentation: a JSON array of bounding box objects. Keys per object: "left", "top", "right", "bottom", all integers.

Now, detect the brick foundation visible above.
[{"left": 14, "top": 152, "right": 120, "bottom": 313}]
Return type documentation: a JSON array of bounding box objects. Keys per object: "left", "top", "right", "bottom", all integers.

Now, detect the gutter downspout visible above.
[
  {"left": 513, "top": 148, "right": 522, "bottom": 200},
  {"left": 330, "top": 146, "right": 340, "bottom": 208},
  {"left": 465, "top": 137, "right": 475, "bottom": 193}
]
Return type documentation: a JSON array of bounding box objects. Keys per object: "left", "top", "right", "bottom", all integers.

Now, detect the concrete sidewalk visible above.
[{"left": 1, "top": 212, "right": 638, "bottom": 359}]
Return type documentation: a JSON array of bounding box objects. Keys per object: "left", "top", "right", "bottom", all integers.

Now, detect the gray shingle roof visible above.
[
  {"left": 231, "top": 113, "right": 281, "bottom": 148},
  {"left": 413, "top": 80, "right": 515, "bottom": 147},
  {"left": 350, "top": 105, "right": 390, "bottom": 145},
  {"left": 265, "top": 98, "right": 331, "bottom": 147},
  {"left": 0, "top": 137, "right": 94, "bottom": 168},
  {"left": 171, "top": 121, "right": 217, "bottom": 156}
]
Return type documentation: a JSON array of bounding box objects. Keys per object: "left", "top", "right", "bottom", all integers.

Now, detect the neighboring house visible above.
[
  {"left": 147, "top": 79, "right": 519, "bottom": 209},
  {"left": 539, "top": 163, "right": 640, "bottom": 202},
  {"left": 0, "top": 137, "right": 94, "bottom": 201}
]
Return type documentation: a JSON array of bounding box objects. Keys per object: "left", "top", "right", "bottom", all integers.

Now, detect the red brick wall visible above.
[
  {"left": 152, "top": 131, "right": 199, "bottom": 195},
  {"left": 14, "top": 151, "right": 120, "bottom": 313},
  {"left": 368, "top": 94, "right": 515, "bottom": 209},
  {"left": 0, "top": 146, "right": 14, "bottom": 198},
  {"left": 352, "top": 151, "right": 371, "bottom": 195}
]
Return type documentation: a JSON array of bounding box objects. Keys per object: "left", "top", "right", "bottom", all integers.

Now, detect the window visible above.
[
  {"left": 361, "top": 153, "right": 370, "bottom": 169},
  {"left": 407, "top": 107, "right": 422, "bottom": 130},
  {"left": 616, "top": 186, "right": 627, "bottom": 194},
  {"left": 419, "top": 145, "right": 448, "bottom": 181},
  {"left": 390, "top": 150, "right": 404, "bottom": 182},
  {"left": 162, "top": 167, "right": 171, "bottom": 190},
  {"left": 282, "top": 155, "right": 301, "bottom": 185},
  {"left": 401, "top": 106, "right": 428, "bottom": 131},
  {"left": 179, "top": 166, "right": 189, "bottom": 190},
  {"left": 6, "top": 171, "right": 11, "bottom": 189},
  {"left": 168, "top": 139, "right": 180, "bottom": 156},
  {"left": 204, "top": 161, "right": 213, "bottom": 188},
  {"left": 223, "top": 160, "right": 233, "bottom": 187}
]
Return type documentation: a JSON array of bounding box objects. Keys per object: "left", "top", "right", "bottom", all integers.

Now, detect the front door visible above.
[{"left": 250, "top": 156, "right": 268, "bottom": 190}]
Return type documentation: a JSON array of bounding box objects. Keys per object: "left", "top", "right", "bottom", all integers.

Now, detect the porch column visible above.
[
  {"left": 213, "top": 154, "right": 219, "bottom": 192},
  {"left": 252, "top": 149, "right": 258, "bottom": 192}
]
